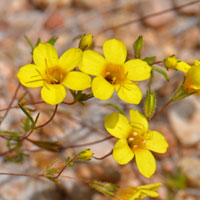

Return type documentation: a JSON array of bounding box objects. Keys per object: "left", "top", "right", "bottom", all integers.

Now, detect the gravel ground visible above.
[{"left": 0, "top": 0, "right": 200, "bottom": 199}]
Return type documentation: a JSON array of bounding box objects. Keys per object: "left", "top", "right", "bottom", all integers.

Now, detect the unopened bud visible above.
[
  {"left": 163, "top": 55, "right": 178, "bottom": 69},
  {"left": 144, "top": 88, "right": 156, "bottom": 120},
  {"left": 77, "top": 149, "right": 93, "bottom": 162},
  {"left": 133, "top": 35, "right": 143, "bottom": 58},
  {"left": 79, "top": 34, "right": 93, "bottom": 50}
]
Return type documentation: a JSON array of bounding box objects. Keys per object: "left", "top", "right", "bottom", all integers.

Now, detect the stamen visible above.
[
  {"left": 112, "top": 76, "right": 116, "bottom": 84},
  {"left": 128, "top": 137, "right": 134, "bottom": 142},
  {"left": 103, "top": 63, "right": 126, "bottom": 85},
  {"left": 133, "top": 132, "right": 138, "bottom": 136},
  {"left": 105, "top": 72, "right": 111, "bottom": 76}
]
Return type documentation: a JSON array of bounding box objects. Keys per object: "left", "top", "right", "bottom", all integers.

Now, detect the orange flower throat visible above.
[{"left": 102, "top": 63, "right": 126, "bottom": 85}]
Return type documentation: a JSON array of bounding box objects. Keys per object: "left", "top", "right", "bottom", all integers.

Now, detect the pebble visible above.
[
  {"left": 178, "top": 157, "right": 200, "bottom": 188},
  {"left": 174, "top": 0, "right": 200, "bottom": 15},
  {"left": 168, "top": 96, "right": 200, "bottom": 146},
  {"left": 139, "top": 0, "right": 175, "bottom": 28}
]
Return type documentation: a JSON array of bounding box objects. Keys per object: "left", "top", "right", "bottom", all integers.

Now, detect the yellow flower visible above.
[
  {"left": 79, "top": 39, "right": 151, "bottom": 104},
  {"left": 17, "top": 43, "right": 91, "bottom": 105},
  {"left": 105, "top": 110, "right": 168, "bottom": 178},
  {"left": 176, "top": 60, "right": 200, "bottom": 94},
  {"left": 112, "top": 183, "right": 161, "bottom": 200}
]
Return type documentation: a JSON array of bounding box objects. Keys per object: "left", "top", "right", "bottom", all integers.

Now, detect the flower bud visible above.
[
  {"left": 163, "top": 55, "right": 178, "bottom": 69},
  {"left": 79, "top": 34, "right": 93, "bottom": 50},
  {"left": 133, "top": 35, "right": 143, "bottom": 58},
  {"left": 76, "top": 149, "right": 93, "bottom": 161},
  {"left": 144, "top": 88, "right": 156, "bottom": 120}
]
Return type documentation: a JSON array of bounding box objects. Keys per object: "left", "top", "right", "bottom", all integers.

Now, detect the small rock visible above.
[
  {"left": 174, "top": 0, "right": 200, "bottom": 15},
  {"left": 168, "top": 96, "right": 200, "bottom": 146},
  {"left": 72, "top": 0, "right": 114, "bottom": 9},
  {"left": 174, "top": 190, "right": 196, "bottom": 200},
  {"left": 45, "top": 11, "right": 64, "bottom": 30},
  {"left": 30, "top": 0, "right": 72, "bottom": 10},
  {"left": 139, "top": 0, "right": 175, "bottom": 28},
  {"left": 178, "top": 157, "right": 200, "bottom": 188}
]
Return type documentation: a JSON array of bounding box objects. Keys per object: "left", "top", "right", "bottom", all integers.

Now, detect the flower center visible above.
[
  {"left": 45, "top": 66, "right": 67, "bottom": 84},
  {"left": 127, "top": 131, "right": 150, "bottom": 150},
  {"left": 102, "top": 63, "right": 126, "bottom": 85}
]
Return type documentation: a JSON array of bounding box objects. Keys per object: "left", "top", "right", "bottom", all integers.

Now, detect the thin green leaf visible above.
[
  {"left": 46, "top": 159, "right": 59, "bottom": 169},
  {"left": 34, "top": 112, "right": 40, "bottom": 124},
  {"left": 18, "top": 104, "right": 35, "bottom": 125},
  {"left": 89, "top": 180, "right": 118, "bottom": 197},
  {"left": 46, "top": 168, "right": 60, "bottom": 176},
  {"left": 46, "top": 176, "right": 61, "bottom": 184},
  {"left": 107, "top": 103, "right": 124, "bottom": 115},
  {"left": 0, "top": 131, "right": 22, "bottom": 136},
  {"left": 152, "top": 66, "right": 169, "bottom": 81},
  {"left": 35, "top": 38, "right": 41, "bottom": 47},
  {"left": 29, "top": 139, "right": 62, "bottom": 152},
  {"left": 24, "top": 35, "right": 34, "bottom": 54}
]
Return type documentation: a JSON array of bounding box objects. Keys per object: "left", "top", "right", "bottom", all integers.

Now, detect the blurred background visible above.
[{"left": 0, "top": 0, "right": 200, "bottom": 199}]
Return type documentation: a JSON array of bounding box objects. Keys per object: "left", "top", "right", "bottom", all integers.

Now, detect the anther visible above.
[
  {"left": 105, "top": 72, "right": 111, "bottom": 76},
  {"left": 128, "top": 137, "right": 134, "bottom": 142},
  {"left": 133, "top": 132, "right": 138, "bottom": 136},
  {"left": 112, "top": 76, "right": 116, "bottom": 84}
]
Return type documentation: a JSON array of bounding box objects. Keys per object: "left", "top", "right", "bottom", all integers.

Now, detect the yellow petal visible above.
[
  {"left": 187, "top": 65, "right": 200, "bottom": 90},
  {"left": 41, "top": 84, "right": 66, "bottom": 105},
  {"left": 176, "top": 61, "right": 191, "bottom": 74},
  {"left": 103, "top": 39, "right": 127, "bottom": 65},
  {"left": 129, "top": 109, "right": 148, "bottom": 133},
  {"left": 115, "top": 82, "right": 142, "bottom": 104},
  {"left": 194, "top": 60, "right": 200, "bottom": 66},
  {"left": 146, "top": 131, "right": 168, "bottom": 153},
  {"left": 17, "top": 64, "right": 43, "bottom": 88},
  {"left": 129, "top": 183, "right": 161, "bottom": 200},
  {"left": 63, "top": 71, "right": 91, "bottom": 90},
  {"left": 135, "top": 149, "right": 156, "bottom": 178},
  {"left": 59, "top": 48, "right": 82, "bottom": 72},
  {"left": 33, "top": 43, "right": 58, "bottom": 71},
  {"left": 79, "top": 50, "right": 106, "bottom": 76},
  {"left": 124, "top": 59, "right": 151, "bottom": 81},
  {"left": 128, "top": 191, "right": 141, "bottom": 200},
  {"left": 113, "top": 139, "right": 134, "bottom": 165},
  {"left": 137, "top": 183, "right": 161, "bottom": 191},
  {"left": 104, "top": 112, "right": 132, "bottom": 139},
  {"left": 139, "top": 189, "right": 159, "bottom": 198},
  {"left": 92, "top": 76, "right": 114, "bottom": 100}
]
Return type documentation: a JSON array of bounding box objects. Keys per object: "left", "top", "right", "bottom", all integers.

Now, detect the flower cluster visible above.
[
  {"left": 17, "top": 38, "right": 151, "bottom": 105},
  {"left": 17, "top": 36, "right": 173, "bottom": 199}
]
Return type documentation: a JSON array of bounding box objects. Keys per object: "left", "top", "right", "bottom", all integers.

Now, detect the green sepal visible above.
[
  {"left": 143, "top": 56, "right": 156, "bottom": 65},
  {"left": 152, "top": 66, "right": 169, "bottom": 81}
]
